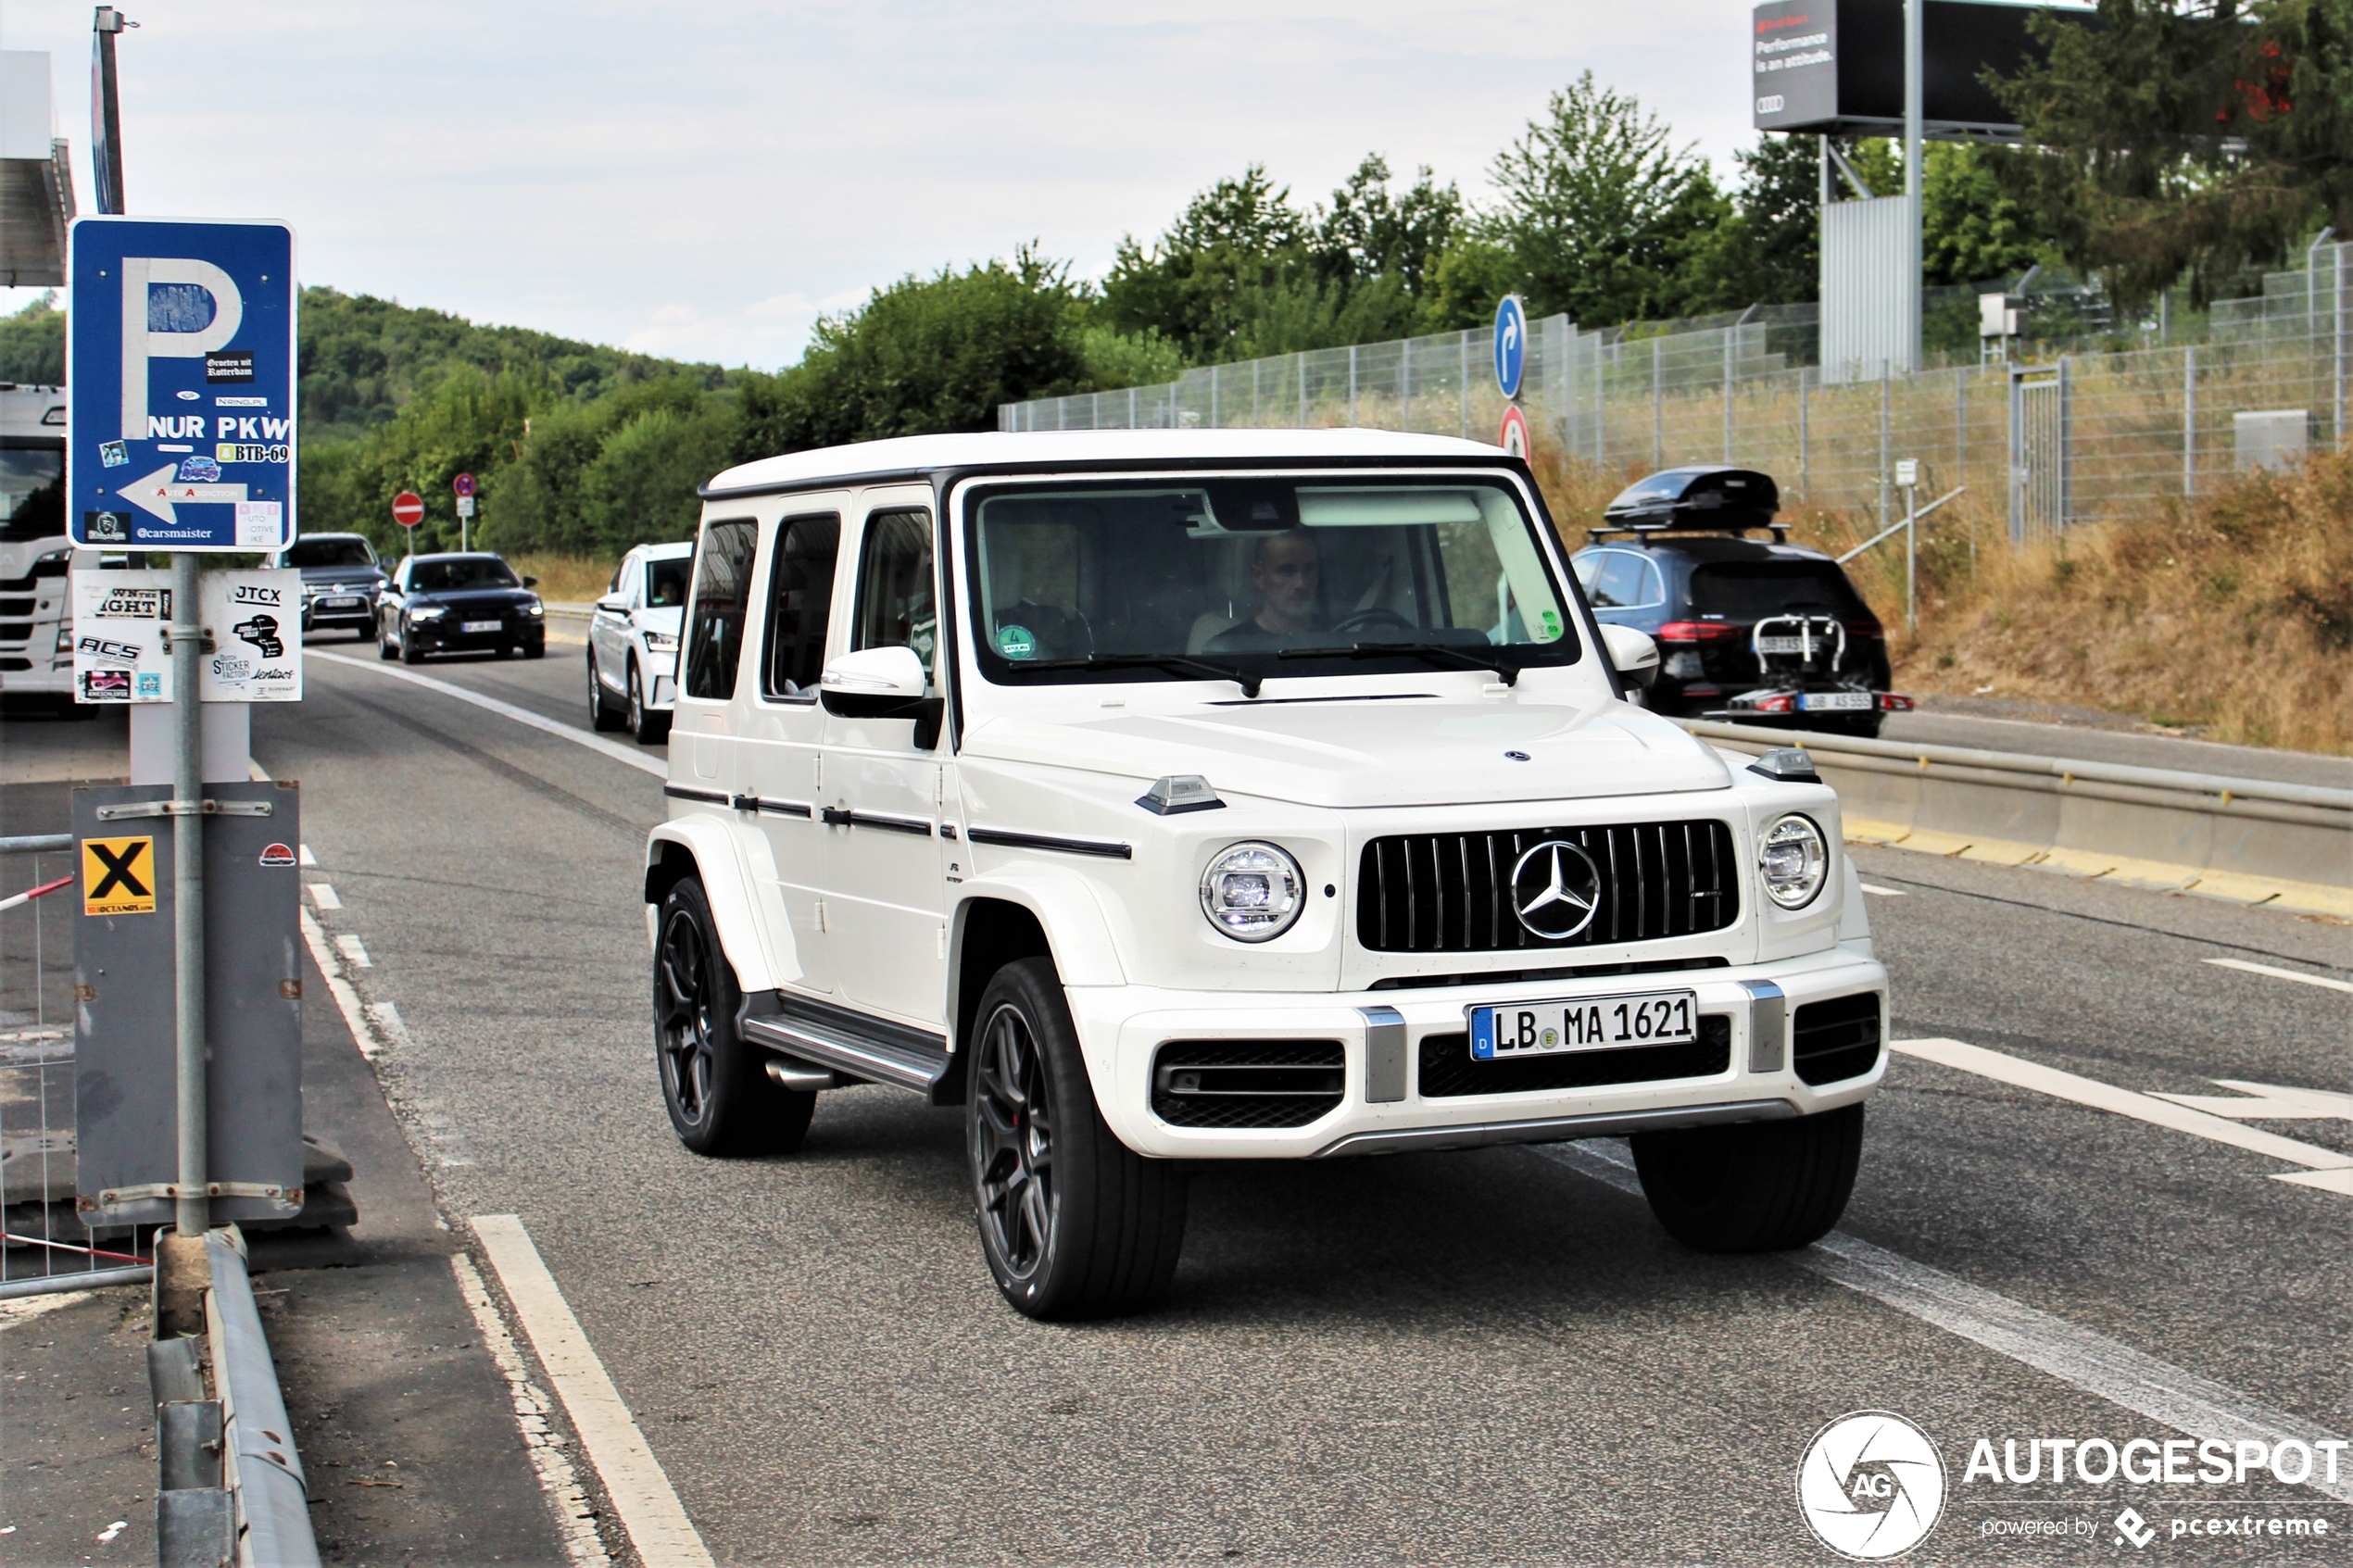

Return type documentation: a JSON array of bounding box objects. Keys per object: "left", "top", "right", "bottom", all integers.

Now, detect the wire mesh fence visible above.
[
  {"left": 1005, "top": 244, "right": 2350, "bottom": 543},
  {"left": 2, "top": 833, "right": 145, "bottom": 1288}
]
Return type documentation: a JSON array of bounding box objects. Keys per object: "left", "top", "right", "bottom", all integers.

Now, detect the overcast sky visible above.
[{"left": 2, "top": 0, "right": 1767, "bottom": 369}]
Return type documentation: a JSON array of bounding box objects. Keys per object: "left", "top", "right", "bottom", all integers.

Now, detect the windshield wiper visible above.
[
  {"left": 1021, "top": 653, "right": 1263, "bottom": 698},
  {"left": 1277, "top": 643, "right": 1520, "bottom": 686}
]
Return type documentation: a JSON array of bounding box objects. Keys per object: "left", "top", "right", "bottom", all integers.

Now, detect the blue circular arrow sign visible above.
[{"left": 1492, "top": 295, "right": 1527, "bottom": 400}]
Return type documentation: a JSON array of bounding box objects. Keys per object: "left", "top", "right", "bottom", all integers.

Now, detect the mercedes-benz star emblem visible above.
[{"left": 1508, "top": 840, "right": 1602, "bottom": 940}]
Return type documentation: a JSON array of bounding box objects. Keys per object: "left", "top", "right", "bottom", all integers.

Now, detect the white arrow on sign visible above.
[{"left": 120, "top": 465, "right": 251, "bottom": 524}]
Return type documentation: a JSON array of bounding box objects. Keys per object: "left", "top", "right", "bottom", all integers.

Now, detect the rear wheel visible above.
[
  {"left": 653, "top": 878, "right": 813, "bottom": 1157},
  {"left": 1632, "top": 1104, "right": 1863, "bottom": 1253},
  {"left": 587, "top": 653, "right": 623, "bottom": 730},
  {"left": 968, "top": 957, "right": 1187, "bottom": 1320}
]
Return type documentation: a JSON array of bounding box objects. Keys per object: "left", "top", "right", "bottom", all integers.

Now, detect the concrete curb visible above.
[{"left": 1677, "top": 719, "right": 2353, "bottom": 919}]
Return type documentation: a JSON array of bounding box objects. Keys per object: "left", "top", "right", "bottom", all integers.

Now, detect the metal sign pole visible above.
[{"left": 169, "top": 554, "right": 209, "bottom": 1236}]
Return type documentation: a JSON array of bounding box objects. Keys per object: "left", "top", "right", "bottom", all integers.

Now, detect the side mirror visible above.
[
  {"left": 823, "top": 645, "right": 928, "bottom": 700},
  {"left": 597, "top": 594, "right": 626, "bottom": 613},
  {"left": 523, "top": 575, "right": 539, "bottom": 588},
  {"left": 1599, "top": 623, "right": 1660, "bottom": 690}
]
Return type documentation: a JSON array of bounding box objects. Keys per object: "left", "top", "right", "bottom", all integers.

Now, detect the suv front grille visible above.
[
  {"left": 1793, "top": 994, "right": 1881, "bottom": 1085},
  {"left": 1357, "top": 820, "right": 1740, "bottom": 954},
  {"left": 1418, "top": 1015, "right": 1732, "bottom": 1098},
  {"left": 1151, "top": 1040, "right": 1345, "bottom": 1129}
]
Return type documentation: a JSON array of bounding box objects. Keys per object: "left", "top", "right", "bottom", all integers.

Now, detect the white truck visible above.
[
  {"left": 645, "top": 431, "right": 1889, "bottom": 1320},
  {"left": 0, "top": 384, "right": 74, "bottom": 703}
]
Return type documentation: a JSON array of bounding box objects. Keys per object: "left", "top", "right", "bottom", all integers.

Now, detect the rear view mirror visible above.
[{"left": 1599, "top": 623, "right": 1660, "bottom": 690}]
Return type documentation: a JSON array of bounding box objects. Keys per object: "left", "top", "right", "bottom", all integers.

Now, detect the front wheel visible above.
[
  {"left": 378, "top": 617, "right": 398, "bottom": 660},
  {"left": 653, "top": 879, "right": 813, "bottom": 1157},
  {"left": 628, "top": 659, "right": 670, "bottom": 745},
  {"left": 967, "top": 957, "right": 1187, "bottom": 1320},
  {"left": 587, "top": 654, "right": 623, "bottom": 730},
  {"left": 1631, "top": 1103, "right": 1863, "bottom": 1253}
]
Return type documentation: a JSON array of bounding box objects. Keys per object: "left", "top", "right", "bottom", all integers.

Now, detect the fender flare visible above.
[
  {"left": 950, "top": 870, "right": 1126, "bottom": 990},
  {"left": 644, "top": 818, "right": 799, "bottom": 995}
]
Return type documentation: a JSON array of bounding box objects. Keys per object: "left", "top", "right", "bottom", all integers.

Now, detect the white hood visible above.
[{"left": 960, "top": 698, "right": 1732, "bottom": 809}]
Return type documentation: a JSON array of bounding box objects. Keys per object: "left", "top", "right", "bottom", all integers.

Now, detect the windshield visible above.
[
  {"left": 410, "top": 556, "right": 521, "bottom": 593},
  {"left": 1688, "top": 561, "right": 1865, "bottom": 621},
  {"left": 965, "top": 477, "right": 1577, "bottom": 688},
  {"left": 283, "top": 536, "right": 377, "bottom": 570},
  {"left": 0, "top": 440, "right": 65, "bottom": 544},
  {"left": 646, "top": 556, "right": 690, "bottom": 608}
]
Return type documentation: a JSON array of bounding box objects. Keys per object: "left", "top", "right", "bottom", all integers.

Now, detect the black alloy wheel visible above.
[
  {"left": 652, "top": 878, "right": 812, "bottom": 1157},
  {"left": 966, "top": 958, "right": 1187, "bottom": 1320}
]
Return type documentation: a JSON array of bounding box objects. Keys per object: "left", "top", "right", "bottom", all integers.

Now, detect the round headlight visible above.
[
  {"left": 1758, "top": 813, "right": 1829, "bottom": 909},
  {"left": 1199, "top": 842, "right": 1304, "bottom": 943}
]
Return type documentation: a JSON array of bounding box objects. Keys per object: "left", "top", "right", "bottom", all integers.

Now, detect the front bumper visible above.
[
  {"left": 410, "top": 618, "right": 544, "bottom": 653},
  {"left": 1065, "top": 945, "right": 1887, "bottom": 1160},
  {"left": 304, "top": 596, "right": 377, "bottom": 631}
]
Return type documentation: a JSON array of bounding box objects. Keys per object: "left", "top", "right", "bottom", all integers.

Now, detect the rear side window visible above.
[
  {"left": 1588, "top": 550, "right": 1662, "bottom": 608},
  {"left": 682, "top": 518, "right": 759, "bottom": 700},
  {"left": 852, "top": 509, "right": 937, "bottom": 679},
  {"left": 763, "top": 514, "right": 841, "bottom": 699},
  {"left": 1688, "top": 561, "right": 1864, "bottom": 621}
]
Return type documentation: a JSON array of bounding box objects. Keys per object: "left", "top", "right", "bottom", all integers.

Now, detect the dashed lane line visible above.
[
  {"left": 1892, "top": 1037, "right": 2353, "bottom": 1190},
  {"left": 300, "top": 908, "right": 391, "bottom": 1060},
  {"left": 307, "top": 882, "right": 342, "bottom": 909},
  {"left": 308, "top": 649, "right": 666, "bottom": 779},
  {"left": 1859, "top": 884, "right": 1907, "bottom": 897},
  {"left": 1536, "top": 1141, "right": 2353, "bottom": 1505},
  {"left": 2204, "top": 958, "right": 2353, "bottom": 997},
  {"left": 472, "top": 1215, "right": 716, "bottom": 1568},
  {"left": 333, "top": 933, "right": 373, "bottom": 969}
]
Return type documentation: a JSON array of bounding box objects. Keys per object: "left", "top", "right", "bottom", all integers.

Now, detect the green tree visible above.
[
  {"left": 1991, "top": 0, "right": 2352, "bottom": 310},
  {"left": 1478, "top": 72, "right": 1730, "bottom": 326},
  {"left": 1309, "top": 155, "right": 1464, "bottom": 300},
  {"left": 1922, "top": 142, "right": 2045, "bottom": 285},
  {"left": 0, "top": 295, "right": 65, "bottom": 383},
  {"left": 1101, "top": 166, "right": 1312, "bottom": 362},
  {"left": 1685, "top": 133, "right": 1827, "bottom": 308}
]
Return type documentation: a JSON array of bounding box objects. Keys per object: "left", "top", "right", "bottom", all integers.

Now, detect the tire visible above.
[
  {"left": 628, "top": 659, "right": 670, "bottom": 745},
  {"left": 587, "top": 653, "right": 624, "bottom": 731},
  {"left": 378, "top": 617, "right": 398, "bottom": 660},
  {"left": 523, "top": 638, "right": 546, "bottom": 660},
  {"left": 1631, "top": 1103, "right": 1863, "bottom": 1253},
  {"left": 398, "top": 627, "right": 422, "bottom": 665},
  {"left": 652, "top": 878, "right": 814, "bottom": 1157},
  {"left": 967, "top": 957, "right": 1188, "bottom": 1320}
]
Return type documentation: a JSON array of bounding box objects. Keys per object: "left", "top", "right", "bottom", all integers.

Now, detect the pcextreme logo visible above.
[{"left": 1797, "top": 1411, "right": 1948, "bottom": 1560}]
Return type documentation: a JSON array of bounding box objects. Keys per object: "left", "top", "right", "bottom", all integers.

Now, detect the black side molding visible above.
[
  {"left": 663, "top": 784, "right": 729, "bottom": 806},
  {"left": 966, "top": 827, "right": 1133, "bottom": 860}
]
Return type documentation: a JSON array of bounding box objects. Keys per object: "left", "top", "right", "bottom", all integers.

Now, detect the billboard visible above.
[{"left": 1752, "top": 0, "right": 2091, "bottom": 139}]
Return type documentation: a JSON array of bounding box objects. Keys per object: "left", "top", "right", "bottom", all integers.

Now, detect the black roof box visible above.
[{"left": 1599, "top": 467, "right": 1783, "bottom": 538}]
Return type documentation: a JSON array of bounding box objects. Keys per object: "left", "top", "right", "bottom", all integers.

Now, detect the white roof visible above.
[
  {"left": 705, "top": 428, "right": 1515, "bottom": 495},
  {"left": 637, "top": 539, "right": 695, "bottom": 558}
]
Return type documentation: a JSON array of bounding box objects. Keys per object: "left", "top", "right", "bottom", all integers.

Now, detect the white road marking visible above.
[
  {"left": 1893, "top": 1037, "right": 2353, "bottom": 1185},
  {"left": 449, "top": 1253, "right": 612, "bottom": 1567},
  {"left": 300, "top": 908, "right": 392, "bottom": 1060},
  {"left": 309, "top": 650, "right": 666, "bottom": 778},
  {"left": 1859, "top": 884, "right": 1907, "bottom": 897},
  {"left": 333, "top": 932, "right": 373, "bottom": 969},
  {"left": 2149, "top": 1081, "right": 2353, "bottom": 1122},
  {"left": 307, "top": 882, "right": 342, "bottom": 910},
  {"left": 472, "top": 1215, "right": 715, "bottom": 1568},
  {"left": 2204, "top": 957, "right": 2353, "bottom": 996},
  {"left": 298, "top": 843, "right": 318, "bottom": 867},
  {"left": 1535, "top": 1141, "right": 2353, "bottom": 1504},
  {"left": 365, "top": 1001, "right": 411, "bottom": 1053}
]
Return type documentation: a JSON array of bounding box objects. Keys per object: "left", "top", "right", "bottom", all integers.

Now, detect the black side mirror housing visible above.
[{"left": 523, "top": 575, "right": 539, "bottom": 588}]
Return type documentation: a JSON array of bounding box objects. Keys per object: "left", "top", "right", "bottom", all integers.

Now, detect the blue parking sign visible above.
[
  {"left": 69, "top": 218, "right": 296, "bottom": 552},
  {"left": 1492, "top": 294, "right": 1527, "bottom": 401}
]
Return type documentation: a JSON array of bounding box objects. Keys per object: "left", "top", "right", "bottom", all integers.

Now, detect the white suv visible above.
[
  {"left": 587, "top": 541, "right": 691, "bottom": 743},
  {"left": 645, "top": 431, "right": 1887, "bottom": 1320}
]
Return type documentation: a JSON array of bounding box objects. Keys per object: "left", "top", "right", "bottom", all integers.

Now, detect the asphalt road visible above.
[{"left": 255, "top": 626, "right": 2352, "bottom": 1566}]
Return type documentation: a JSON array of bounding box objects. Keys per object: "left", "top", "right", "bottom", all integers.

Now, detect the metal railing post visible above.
[
  {"left": 2183, "top": 345, "right": 2196, "bottom": 496},
  {"left": 1955, "top": 367, "right": 1967, "bottom": 484},
  {"left": 1252, "top": 358, "right": 1261, "bottom": 426},
  {"left": 1878, "top": 369, "right": 1892, "bottom": 538},
  {"left": 1129, "top": 386, "right": 1138, "bottom": 429},
  {"left": 1722, "top": 329, "right": 1734, "bottom": 464},
  {"left": 1458, "top": 331, "right": 1469, "bottom": 439},
  {"left": 1651, "top": 338, "right": 1663, "bottom": 469},
  {"left": 2337, "top": 244, "right": 2347, "bottom": 450},
  {"left": 2057, "top": 355, "right": 2073, "bottom": 527},
  {"left": 1400, "top": 338, "right": 1411, "bottom": 432},
  {"left": 170, "top": 553, "right": 208, "bottom": 1238},
  {"left": 1298, "top": 351, "right": 1307, "bottom": 428},
  {"left": 1798, "top": 368, "right": 1809, "bottom": 499},
  {"left": 1348, "top": 345, "right": 1358, "bottom": 427},
  {"left": 1210, "top": 364, "right": 1219, "bottom": 429},
  {"left": 2007, "top": 365, "right": 2024, "bottom": 546}
]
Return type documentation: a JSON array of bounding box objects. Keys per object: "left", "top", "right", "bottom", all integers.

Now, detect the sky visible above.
[{"left": 1, "top": 1, "right": 1769, "bottom": 370}]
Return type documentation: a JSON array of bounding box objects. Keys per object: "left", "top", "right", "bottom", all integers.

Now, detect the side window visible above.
[
  {"left": 682, "top": 519, "right": 759, "bottom": 701},
  {"left": 1571, "top": 551, "right": 1604, "bottom": 596},
  {"left": 851, "top": 509, "right": 937, "bottom": 679},
  {"left": 762, "top": 513, "right": 841, "bottom": 700},
  {"left": 1591, "top": 551, "right": 1642, "bottom": 608},
  {"left": 1631, "top": 556, "right": 1665, "bottom": 608}
]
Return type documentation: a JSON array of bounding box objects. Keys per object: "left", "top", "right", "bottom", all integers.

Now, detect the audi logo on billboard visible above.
[{"left": 1757, "top": 94, "right": 1786, "bottom": 113}]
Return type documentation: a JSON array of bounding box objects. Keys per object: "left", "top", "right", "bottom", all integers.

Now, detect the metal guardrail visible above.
[
  {"left": 204, "top": 1230, "right": 321, "bottom": 1567},
  {"left": 1678, "top": 718, "right": 2353, "bottom": 909}
]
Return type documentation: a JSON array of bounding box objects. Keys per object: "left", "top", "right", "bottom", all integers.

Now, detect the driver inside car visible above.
[{"left": 1207, "top": 529, "right": 1326, "bottom": 649}]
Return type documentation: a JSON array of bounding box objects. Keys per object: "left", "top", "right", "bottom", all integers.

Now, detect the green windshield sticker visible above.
[
  {"left": 1539, "top": 608, "right": 1562, "bottom": 641},
  {"left": 997, "top": 624, "right": 1037, "bottom": 659}
]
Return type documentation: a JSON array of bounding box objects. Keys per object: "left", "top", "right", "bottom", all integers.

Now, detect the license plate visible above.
[
  {"left": 1755, "top": 635, "right": 1813, "bottom": 654},
  {"left": 1468, "top": 989, "right": 1700, "bottom": 1061},
  {"left": 460, "top": 619, "right": 503, "bottom": 633},
  {"left": 321, "top": 596, "right": 360, "bottom": 608},
  {"left": 1800, "top": 691, "right": 1871, "bottom": 711}
]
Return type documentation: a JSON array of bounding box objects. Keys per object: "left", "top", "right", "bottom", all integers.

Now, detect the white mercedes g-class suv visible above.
[{"left": 645, "top": 431, "right": 1887, "bottom": 1320}]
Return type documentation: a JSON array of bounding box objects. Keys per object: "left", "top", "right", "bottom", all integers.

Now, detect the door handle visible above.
[{"left": 820, "top": 807, "right": 853, "bottom": 827}]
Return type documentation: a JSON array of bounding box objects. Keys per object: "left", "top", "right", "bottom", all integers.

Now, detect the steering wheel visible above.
[{"left": 1328, "top": 607, "right": 1416, "bottom": 637}]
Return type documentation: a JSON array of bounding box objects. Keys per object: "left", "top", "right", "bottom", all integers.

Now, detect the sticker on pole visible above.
[
  {"left": 258, "top": 843, "right": 296, "bottom": 867},
  {"left": 68, "top": 217, "right": 297, "bottom": 552},
  {"left": 1493, "top": 295, "right": 1528, "bottom": 400},
  {"left": 82, "top": 835, "right": 157, "bottom": 915},
  {"left": 1497, "top": 403, "right": 1531, "bottom": 458},
  {"left": 69, "top": 568, "right": 302, "bottom": 703}
]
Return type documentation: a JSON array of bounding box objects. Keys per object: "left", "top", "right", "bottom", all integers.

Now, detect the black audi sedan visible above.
[
  {"left": 377, "top": 553, "right": 547, "bottom": 663},
  {"left": 272, "top": 533, "right": 386, "bottom": 639},
  {"left": 1571, "top": 468, "right": 1906, "bottom": 738}
]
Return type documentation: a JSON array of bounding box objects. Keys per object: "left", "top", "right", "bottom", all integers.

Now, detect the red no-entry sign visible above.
[{"left": 391, "top": 491, "right": 425, "bottom": 529}]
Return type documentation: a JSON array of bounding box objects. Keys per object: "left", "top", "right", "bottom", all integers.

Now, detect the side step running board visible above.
[{"left": 741, "top": 1013, "right": 950, "bottom": 1098}]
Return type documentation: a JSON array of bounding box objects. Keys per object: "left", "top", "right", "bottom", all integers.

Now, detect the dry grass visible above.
[
  {"left": 504, "top": 553, "right": 620, "bottom": 606},
  {"left": 1533, "top": 438, "right": 2353, "bottom": 756}
]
